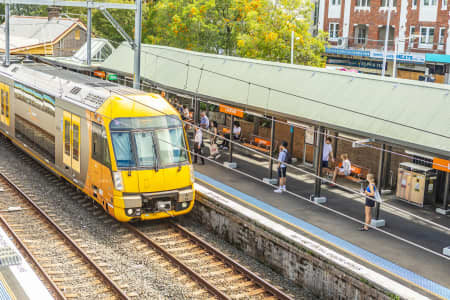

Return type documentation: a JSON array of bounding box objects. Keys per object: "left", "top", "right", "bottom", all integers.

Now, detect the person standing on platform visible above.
[
  {"left": 274, "top": 141, "right": 289, "bottom": 193},
  {"left": 193, "top": 125, "right": 204, "bottom": 165},
  {"left": 361, "top": 173, "right": 376, "bottom": 231},
  {"left": 322, "top": 137, "right": 335, "bottom": 171},
  {"left": 200, "top": 111, "right": 209, "bottom": 129}
]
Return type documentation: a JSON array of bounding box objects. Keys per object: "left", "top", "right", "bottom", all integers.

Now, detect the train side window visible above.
[
  {"left": 64, "top": 120, "right": 71, "bottom": 156},
  {"left": 92, "top": 122, "right": 111, "bottom": 168},
  {"left": 5, "top": 92, "right": 9, "bottom": 118},
  {"left": 1, "top": 90, "right": 3, "bottom": 116},
  {"left": 73, "top": 124, "right": 79, "bottom": 161}
]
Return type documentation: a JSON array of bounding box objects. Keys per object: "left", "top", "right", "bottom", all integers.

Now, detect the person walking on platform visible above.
[
  {"left": 193, "top": 126, "right": 204, "bottom": 165},
  {"left": 361, "top": 173, "right": 376, "bottom": 231},
  {"left": 274, "top": 141, "right": 289, "bottom": 193},
  {"left": 322, "top": 137, "right": 335, "bottom": 171},
  {"left": 200, "top": 111, "right": 209, "bottom": 129}
]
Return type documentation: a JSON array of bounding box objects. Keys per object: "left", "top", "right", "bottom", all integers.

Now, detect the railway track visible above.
[
  {"left": 126, "top": 222, "right": 295, "bottom": 300},
  {"left": 0, "top": 136, "right": 301, "bottom": 299},
  {"left": 0, "top": 169, "right": 129, "bottom": 300}
]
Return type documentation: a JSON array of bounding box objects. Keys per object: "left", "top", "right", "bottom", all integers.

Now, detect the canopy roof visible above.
[{"left": 101, "top": 43, "right": 450, "bottom": 158}]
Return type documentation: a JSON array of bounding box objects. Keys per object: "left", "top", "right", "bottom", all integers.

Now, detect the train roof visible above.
[{"left": 0, "top": 63, "right": 152, "bottom": 112}]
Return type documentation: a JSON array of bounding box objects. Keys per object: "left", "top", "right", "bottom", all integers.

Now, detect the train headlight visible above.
[
  {"left": 189, "top": 165, "right": 195, "bottom": 183},
  {"left": 127, "top": 208, "right": 134, "bottom": 215},
  {"left": 113, "top": 172, "right": 124, "bottom": 191}
]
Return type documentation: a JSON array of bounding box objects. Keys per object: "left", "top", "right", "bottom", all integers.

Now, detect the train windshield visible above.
[{"left": 110, "top": 116, "right": 188, "bottom": 169}]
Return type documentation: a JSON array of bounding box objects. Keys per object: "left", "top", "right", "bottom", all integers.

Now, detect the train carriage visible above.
[{"left": 0, "top": 63, "right": 195, "bottom": 222}]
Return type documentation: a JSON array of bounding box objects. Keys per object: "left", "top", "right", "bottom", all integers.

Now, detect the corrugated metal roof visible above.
[
  {"left": 0, "top": 16, "right": 84, "bottom": 50},
  {"left": 72, "top": 38, "right": 114, "bottom": 62},
  {"left": 102, "top": 43, "right": 450, "bottom": 157}
]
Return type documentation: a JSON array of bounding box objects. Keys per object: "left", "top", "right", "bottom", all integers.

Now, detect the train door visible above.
[
  {"left": 0, "top": 83, "right": 10, "bottom": 127},
  {"left": 63, "top": 111, "right": 81, "bottom": 174}
]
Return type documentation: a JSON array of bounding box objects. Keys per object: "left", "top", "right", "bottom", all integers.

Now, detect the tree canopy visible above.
[{"left": 143, "top": 0, "right": 327, "bottom": 67}]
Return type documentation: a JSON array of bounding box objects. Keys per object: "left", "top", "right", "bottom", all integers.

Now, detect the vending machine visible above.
[{"left": 396, "top": 162, "right": 437, "bottom": 207}]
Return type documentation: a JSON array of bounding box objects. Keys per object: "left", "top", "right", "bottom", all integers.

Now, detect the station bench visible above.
[
  {"left": 340, "top": 162, "right": 370, "bottom": 190},
  {"left": 242, "top": 136, "right": 273, "bottom": 155}
]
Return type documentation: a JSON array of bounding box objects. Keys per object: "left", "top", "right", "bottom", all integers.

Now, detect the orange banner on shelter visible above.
[
  {"left": 93, "top": 70, "right": 106, "bottom": 78},
  {"left": 433, "top": 157, "right": 450, "bottom": 172},
  {"left": 219, "top": 104, "right": 244, "bottom": 118}
]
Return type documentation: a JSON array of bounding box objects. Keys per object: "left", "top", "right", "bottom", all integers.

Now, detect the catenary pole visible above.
[
  {"left": 133, "top": 0, "right": 142, "bottom": 89},
  {"left": 4, "top": 4, "right": 10, "bottom": 66},
  {"left": 87, "top": 8, "right": 92, "bottom": 65}
]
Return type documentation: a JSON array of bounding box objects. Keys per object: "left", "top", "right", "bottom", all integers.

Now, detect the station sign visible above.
[
  {"left": 107, "top": 74, "right": 118, "bottom": 81},
  {"left": 93, "top": 70, "right": 106, "bottom": 78},
  {"left": 219, "top": 104, "right": 244, "bottom": 118},
  {"left": 432, "top": 157, "right": 450, "bottom": 173}
]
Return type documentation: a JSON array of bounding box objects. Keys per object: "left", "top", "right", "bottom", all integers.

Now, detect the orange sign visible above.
[
  {"left": 93, "top": 70, "right": 106, "bottom": 78},
  {"left": 432, "top": 158, "right": 450, "bottom": 173},
  {"left": 219, "top": 104, "right": 244, "bottom": 118}
]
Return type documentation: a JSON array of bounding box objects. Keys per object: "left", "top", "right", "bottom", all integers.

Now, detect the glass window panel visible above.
[
  {"left": 428, "top": 28, "right": 434, "bottom": 43},
  {"left": 156, "top": 128, "right": 188, "bottom": 166},
  {"left": 111, "top": 132, "right": 135, "bottom": 167},
  {"left": 134, "top": 132, "right": 156, "bottom": 167},
  {"left": 5, "top": 92, "right": 8, "bottom": 118},
  {"left": 73, "top": 124, "right": 79, "bottom": 161},
  {"left": 110, "top": 115, "right": 182, "bottom": 130},
  {"left": 64, "top": 120, "right": 71, "bottom": 156}
]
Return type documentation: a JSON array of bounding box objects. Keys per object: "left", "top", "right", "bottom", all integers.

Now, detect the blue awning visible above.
[{"left": 425, "top": 53, "right": 450, "bottom": 63}]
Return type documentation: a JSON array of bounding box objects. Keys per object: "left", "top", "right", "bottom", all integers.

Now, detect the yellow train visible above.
[{"left": 0, "top": 63, "right": 194, "bottom": 222}]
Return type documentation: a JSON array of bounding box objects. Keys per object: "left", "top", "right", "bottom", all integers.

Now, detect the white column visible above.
[
  {"left": 318, "top": 0, "right": 326, "bottom": 31},
  {"left": 398, "top": 0, "right": 409, "bottom": 53},
  {"left": 342, "top": 0, "right": 352, "bottom": 45}
]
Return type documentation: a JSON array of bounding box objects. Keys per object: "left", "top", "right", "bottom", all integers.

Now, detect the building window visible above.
[
  {"left": 409, "top": 26, "right": 416, "bottom": 47},
  {"left": 378, "top": 26, "right": 395, "bottom": 47},
  {"left": 355, "top": 25, "right": 368, "bottom": 44},
  {"left": 412, "top": 0, "right": 418, "bottom": 8},
  {"left": 439, "top": 27, "right": 446, "bottom": 45},
  {"left": 329, "top": 23, "right": 340, "bottom": 39},
  {"left": 420, "top": 27, "right": 435, "bottom": 47},
  {"left": 442, "top": 0, "right": 447, "bottom": 9},
  {"left": 381, "top": 0, "right": 397, "bottom": 6},
  {"left": 331, "top": 0, "right": 341, "bottom": 5},
  {"left": 356, "top": 0, "right": 370, "bottom": 6},
  {"left": 75, "top": 29, "right": 80, "bottom": 40},
  {"left": 423, "top": 0, "right": 437, "bottom": 6}
]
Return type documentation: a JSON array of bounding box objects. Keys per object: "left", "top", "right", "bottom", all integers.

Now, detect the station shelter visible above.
[{"left": 44, "top": 43, "right": 450, "bottom": 218}]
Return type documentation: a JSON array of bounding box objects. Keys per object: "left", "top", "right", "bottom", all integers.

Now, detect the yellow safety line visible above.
[
  {"left": 196, "top": 177, "right": 445, "bottom": 300},
  {"left": 0, "top": 272, "right": 17, "bottom": 300}
]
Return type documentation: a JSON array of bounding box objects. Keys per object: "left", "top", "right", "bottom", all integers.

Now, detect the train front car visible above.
[{"left": 91, "top": 93, "right": 195, "bottom": 222}]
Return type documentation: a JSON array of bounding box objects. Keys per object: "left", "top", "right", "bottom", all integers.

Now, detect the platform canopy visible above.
[{"left": 102, "top": 43, "right": 450, "bottom": 158}]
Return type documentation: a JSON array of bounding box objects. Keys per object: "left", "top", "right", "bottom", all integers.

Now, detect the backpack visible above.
[{"left": 285, "top": 150, "right": 292, "bottom": 164}]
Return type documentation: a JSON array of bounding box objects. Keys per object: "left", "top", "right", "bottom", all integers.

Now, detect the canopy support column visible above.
[
  {"left": 313, "top": 126, "right": 326, "bottom": 203},
  {"left": 372, "top": 144, "right": 386, "bottom": 227}
]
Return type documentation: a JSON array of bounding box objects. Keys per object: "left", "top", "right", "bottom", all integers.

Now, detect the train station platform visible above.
[
  {"left": 192, "top": 153, "right": 450, "bottom": 299},
  {"left": 0, "top": 226, "right": 53, "bottom": 300}
]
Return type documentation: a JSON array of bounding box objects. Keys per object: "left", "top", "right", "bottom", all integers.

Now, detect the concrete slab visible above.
[
  {"left": 444, "top": 246, "right": 450, "bottom": 257},
  {"left": 435, "top": 208, "right": 450, "bottom": 215},
  {"left": 262, "top": 178, "right": 278, "bottom": 185},
  {"left": 313, "top": 196, "right": 327, "bottom": 204},
  {"left": 371, "top": 218, "right": 386, "bottom": 227},
  {"left": 223, "top": 162, "right": 237, "bottom": 169}
]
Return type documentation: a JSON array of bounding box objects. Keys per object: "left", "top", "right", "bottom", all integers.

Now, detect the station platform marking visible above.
[{"left": 195, "top": 171, "right": 450, "bottom": 300}]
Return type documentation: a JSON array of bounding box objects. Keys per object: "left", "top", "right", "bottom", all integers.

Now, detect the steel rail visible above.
[
  {"left": 124, "top": 223, "right": 232, "bottom": 300},
  {"left": 0, "top": 171, "right": 130, "bottom": 300},
  {"left": 0, "top": 216, "right": 66, "bottom": 300},
  {"left": 170, "top": 221, "right": 294, "bottom": 300}
]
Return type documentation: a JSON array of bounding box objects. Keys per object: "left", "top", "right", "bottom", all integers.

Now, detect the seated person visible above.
[
  {"left": 221, "top": 121, "right": 241, "bottom": 149},
  {"left": 332, "top": 153, "right": 351, "bottom": 183}
]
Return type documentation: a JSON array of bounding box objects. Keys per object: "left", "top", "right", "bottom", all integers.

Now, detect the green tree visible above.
[{"left": 236, "top": 0, "right": 327, "bottom": 67}]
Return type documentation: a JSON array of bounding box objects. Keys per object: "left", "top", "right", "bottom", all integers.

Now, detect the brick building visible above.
[
  {"left": 315, "top": 0, "right": 450, "bottom": 82},
  {"left": 0, "top": 7, "right": 87, "bottom": 57}
]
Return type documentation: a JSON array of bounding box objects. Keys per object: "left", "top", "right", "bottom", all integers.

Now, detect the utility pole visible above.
[
  {"left": 392, "top": 37, "right": 398, "bottom": 78},
  {"left": 290, "top": 31, "right": 294, "bottom": 64},
  {"left": 133, "top": 0, "right": 142, "bottom": 89},
  {"left": 381, "top": 0, "right": 392, "bottom": 78},
  {"left": 87, "top": 7, "right": 92, "bottom": 65},
  {"left": 4, "top": 4, "right": 10, "bottom": 66}
]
